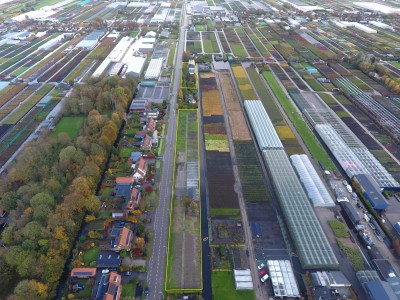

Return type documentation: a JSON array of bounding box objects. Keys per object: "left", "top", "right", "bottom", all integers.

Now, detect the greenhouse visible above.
[
  {"left": 244, "top": 100, "right": 283, "bottom": 149},
  {"left": 290, "top": 154, "right": 335, "bottom": 207},
  {"left": 262, "top": 149, "right": 339, "bottom": 269}
]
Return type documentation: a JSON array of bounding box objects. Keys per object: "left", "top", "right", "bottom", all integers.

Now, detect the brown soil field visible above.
[{"left": 218, "top": 72, "right": 251, "bottom": 141}]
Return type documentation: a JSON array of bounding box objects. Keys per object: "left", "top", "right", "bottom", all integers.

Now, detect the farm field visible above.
[
  {"left": 166, "top": 109, "right": 201, "bottom": 291},
  {"left": 224, "top": 28, "right": 247, "bottom": 57},
  {"left": 200, "top": 73, "right": 223, "bottom": 116},
  {"left": 218, "top": 72, "right": 250, "bottom": 141},
  {"left": 231, "top": 65, "right": 257, "bottom": 100},
  {"left": 201, "top": 32, "right": 220, "bottom": 53}
]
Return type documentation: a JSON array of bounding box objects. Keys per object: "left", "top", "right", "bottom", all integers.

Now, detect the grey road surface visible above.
[{"left": 146, "top": 4, "right": 187, "bottom": 300}]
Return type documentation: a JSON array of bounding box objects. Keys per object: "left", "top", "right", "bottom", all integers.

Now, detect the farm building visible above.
[
  {"left": 369, "top": 21, "right": 394, "bottom": 31},
  {"left": 353, "top": 174, "right": 389, "bottom": 210},
  {"left": 125, "top": 56, "right": 146, "bottom": 77},
  {"left": 144, "top": 58, "right": 164, "bottom": 80},
  {"left": 145, "top": 31, "right": 157, "bottom": 38},
  {"left": 267, "top": 260, "right": 300, "bottom": 297},
  {"left": 357, "top": 270, "right": 399, "bottom": 300},
  {"left": 130, "top": 99, "right": 147, "bottom": 112},
  {"left": 127, "top": 1, "right": 150, "bottom": 8},
  {"left": 76, "top": 29, "right": 105, "bottom": 50},
  {"left": 245, "top": 101, "right": 338, "bottom": 269},
  {"left": 138, "top": 43, "right": 154, "bottom": 53},
  {"left": 353, "top": 2, "right": 400, "bottom": 14},
  {"left": 38, "top": 35, "right": 64, "bottom": 50},
  {"left": 108, "top": 63, "right": 124, "bottom": 76},
  {"left": 233, "top": 269, "right": 253, "bottom": 290},
  {"left": 141, "top": 37, "right": 156, "bottom": 44},
  {"left": 311, "top": 271, "right": 351, "bottom": 288},
  {"left": 290, "top": 154, "right": 335, "bottom": 207}
]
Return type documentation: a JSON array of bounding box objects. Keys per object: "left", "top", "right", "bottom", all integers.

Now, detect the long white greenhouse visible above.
[
  {"left": 244, "top": 100, "right": 283, "bottom": 149},
  {"left": 290, "top": 154, "right": 335, "bottom": 207}
]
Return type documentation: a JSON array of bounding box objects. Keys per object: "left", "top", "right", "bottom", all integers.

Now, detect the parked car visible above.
[
  {"left": 145, "top": 287, "right": 149, "bottom": 296},
  {"left": 257, "top": 263, "right": 265, "bottom": 270},
  {"left": 122, "top": 271, "right": 132, "bottom": 276},
  {"left": 343, "top": 180, "right": 348, "bottom": 186},
  {"left": 259, "top": 269, "right": 267, "bottom": 277},
  {"left": 261, "top": 274, "right": 269, "bottom": 282},
  {"left": 102, "top": 269, "right": 110, "bottom": 274}
]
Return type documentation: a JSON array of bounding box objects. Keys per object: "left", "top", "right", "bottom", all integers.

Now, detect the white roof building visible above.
[
  {"left": 39, "top": 35, "right": 64, "bottom": 51},
  {"left": 144, "top": 58, "right": 164, "bottom": 79},
  {"left": 139, "top": 43, "right": 154, "bottom": 53},
  {"left": 234, "top": 269, "right": 253, "bottom": 290},
  {"left": 145, "top": 31, "right": 157, "bottom": 38},
  {"left": 75, "top": 39, "right": 97, "bottom": 50},
  {"left": 353, "top": 2, "right": 400, "bottom": 14},
  {"left": 127, "top": 2, "right": 150, "bottom": 8},
  {"left": 141, "top": 37, "right": 156, "bottom": 44},
  {"left": 125, "top": 56, "right": 146, "bottom": 77}
]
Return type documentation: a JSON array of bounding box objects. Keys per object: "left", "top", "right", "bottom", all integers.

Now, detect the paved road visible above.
[{"left": 146, "top": 4, "right": 187, "bottom": 300}]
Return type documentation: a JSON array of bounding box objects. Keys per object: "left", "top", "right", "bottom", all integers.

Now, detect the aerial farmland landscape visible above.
[{"left": 1, "top": 0, "right": 400, "bottom": 299}]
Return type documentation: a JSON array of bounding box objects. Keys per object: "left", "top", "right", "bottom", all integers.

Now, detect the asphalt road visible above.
[{"left": 146, "top": 4, "right": 187, "bottom": 300}]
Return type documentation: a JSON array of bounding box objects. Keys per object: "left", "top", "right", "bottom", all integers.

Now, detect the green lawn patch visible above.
[
  {"left": 328, "top": 220, "right": 350, "bottom": 238},
  {"left": 119, "top": 147, "right": 132, "bottom": 158},
  {"left": 121, "top": 280, "right": 137, "bottom": 297},
  {"left": 130, "top": 30, "right": 139, "bottom": 37},
  {"left": 337, "top": 239, "right": 365, "bottom": 271},
  {"left": 167, "top": 43, "right": 176, "bottom": 66},
  {"left": 52, "top": 116, "right": 86, "bottom": 139},
  {"left": 83, "top": 247, "right": 100, "bottom": 264},
  {"left": 207, "top": 19, "right": 215, "bottom": 31},
  {"left": 262, "top": 71, "right": 334, "bottom": 170},
  {"left": 212, "top": 271, "right": 255, "bottom": 300}
]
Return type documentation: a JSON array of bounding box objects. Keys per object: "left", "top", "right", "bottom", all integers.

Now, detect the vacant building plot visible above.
[
  {"left": 218, "top": 72, "right": 250, "bottom": 141},
  {"left": 166, "top": 109, "right": 201, "bottom": 291}
]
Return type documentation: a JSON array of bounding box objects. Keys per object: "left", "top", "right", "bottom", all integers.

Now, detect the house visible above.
[
  {"left": 140, "top": 134, "right": 152, "bottom": 151},
  {"left": 133, "top": 157, "right": 148, "bottom": 181},
  {"left": 134, "top": 131, "right": 146, "bottom": 140},
  {"left": 146, "top": 118, "right": 156, "bottom": 132},
  {"left": 115, "top": 177, "right": 133, "bottom": 186},
  {"left": 126, "top": 188, "right": 141, "bottom": 210},
  {"left": 71, "top": 268, "right": 97, "bottom": 278},
  {"left": 143, "top": 108, "right": 159, "bottom": 118},
  {"left": 103, "top": 272, "right": 122, "bottom": 300},
  {"left": 130, "top": 152, "right": 142, "bottom": 164},
  {"left": 96, "top": 251, "right": 121, "bottom": 269},
  {"left": 113, "top": 227, "right": 134, "bottom": 251}
]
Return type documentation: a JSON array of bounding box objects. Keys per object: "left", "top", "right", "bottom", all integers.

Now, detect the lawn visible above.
[
  {"left": 329, "top": 220, "right": 350, "bottom": 238},
  {"left": 212, "top": 271, "right": 255, "bottom": 300},
  {"left": 262, "top": 71, "right": 334, "bottom": 170},
  {"left": 83, "top": 247, "right": 100, "bottom": 264},
  {"left": 119, "top": 147, "right": 132, "bottom": 158},
  {"left": 52, "top": 116, "right": 86, "bottom": 139},
  {"left": 121, "top": 280, "right": 137, "bottom": 297},
  {"left": 130, "top": 30, "right": 139, "bottom": 37},
  {"left": 167, "top": 43, "right": 176, "bottom": 66}
]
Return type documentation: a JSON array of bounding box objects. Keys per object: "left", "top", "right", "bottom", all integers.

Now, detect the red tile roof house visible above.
[
  {"left": 140, "top": 134, "right": 152, "bottom": 151},
  {"left": 115, "top": 177, "right": 133, "bottom": 186},
  {"left": 133, "top": 157, "right": 148, "bottom": 182},
  {"left": 114, "top": 227, "right": 133, "bottom": 251},
  {"left": 104, "top": 272, "right": 122, "bottom": 300},
  {"left": 125, "top": 188, "right": 141, "bottom": 211},
  {"left": 70, "top": 268, "right": 97, "bottom": 279},
  {"left": 146, "top": 117, "right": 156, "bottom": 132}
]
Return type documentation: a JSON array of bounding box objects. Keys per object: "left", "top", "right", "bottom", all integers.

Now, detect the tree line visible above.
[{"left": 0, "top": 76, "right": 138, "bottom": 299}]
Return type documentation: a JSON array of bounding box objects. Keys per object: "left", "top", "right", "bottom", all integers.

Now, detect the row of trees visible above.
[{"left": 0, "top": 76, "right": 138, "bottom": 299}]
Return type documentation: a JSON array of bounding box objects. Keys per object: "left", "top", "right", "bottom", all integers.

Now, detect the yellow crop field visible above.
[
  {"left": 232, "top": 65, "right": 257, "bottom": 100},
  {"left": 202, "top": 90, "right": 223, "bottom": 116},
  {"left": 275, "top": 125, "right": 295, "bottom": 140},
  {"left": 205, "top": 139, "right": 230, "bottom": 152}
]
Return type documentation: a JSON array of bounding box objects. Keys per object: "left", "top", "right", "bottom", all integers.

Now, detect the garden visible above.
[{"left": 212, "top": 271, "right": 255, "bottom": 300}]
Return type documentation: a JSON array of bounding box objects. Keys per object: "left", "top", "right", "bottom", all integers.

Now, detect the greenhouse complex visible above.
[
  {"left": 290, "top": 90, "right": 399, "bottom": 188},
  {"left": 244, "top": 100, "right": 339, "bottom": 269}
]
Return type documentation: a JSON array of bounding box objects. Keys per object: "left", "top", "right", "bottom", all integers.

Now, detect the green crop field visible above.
[
  {"left": 262, "top": 71, "right": 334, "bottom": 170},
  {"left": 52, "top": 116, "right": 86, "bottom": 139},
  {"left": 231, "top": 44, "right": 247, "bottom": 57},
  {"left": 195, "top": 24, "right": 207, "bottom": 31},
  {"left": 234, "top": 141, "right": 270, "bottom": 202},
  {"left": 167, "top": 43, "right": 176, "bottom": 66}
]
